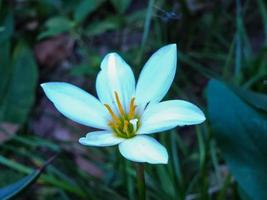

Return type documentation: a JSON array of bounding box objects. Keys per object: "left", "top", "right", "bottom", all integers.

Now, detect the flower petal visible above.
[
  {"left": 119, "top": 135, "right": 168, "bottom": 164},
  {"left": 79, "top": 131, "right": 125, "bottom": 147},
  {"left": 96, "top": 53, "right": 135, "bottom": 114},
  {"left": 139, "top": 100, "right": 206, "bottom": 134},
  {"left": 135, "top": 44, "right": 177, "bottom": 107},
  {"left": 41, "top": 82, "right": 109, "bottom": 129}
]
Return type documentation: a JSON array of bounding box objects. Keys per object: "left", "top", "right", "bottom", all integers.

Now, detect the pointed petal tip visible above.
[
  {"left": 145, "top": 155, "right": 168, "bottom": 164},
  {"left": 101, "top": 52, "right": 122, "bottom": 70},
  {"left": 78, "top": 137, "right": 86, "bottom": 145},
  {"left": 151, "top": 156, "right": 168, "bottom": 164},
  {"left": 165, "top": 43, "right": 177, "bottom": 51},
  {"left": 200, "top": 114, "right": 206, "bottom": 123},
  {"left": 169, "top": 43, "right": 177, "bottom": 48},
  {"left": 105, "top": 52, "right": 120, "bottom": 60},
  {"left": 108, "top": 52, "right": 119, "bottom": 56},
  {"left": 40, "top": 83, "right": 48, "bottom": 89},
  {"left": 158, "top": 151, "right": 169, "bottom": 164},
  {"left": 40, "top": 83, "right": 50, "bottom": 93},
  {"left": 158, "top": 43, "right": 177, "bottom": 53},
  {"left": 40, "top": 82, "right": 63, "bottom": 90},
  {"left": 196, "top": 109, "right": 206, "bottom": 123},
  {"left": 161, "top": 159, "right": 168, "bottom": 164}
]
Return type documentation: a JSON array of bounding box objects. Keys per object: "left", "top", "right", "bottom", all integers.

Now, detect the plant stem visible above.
[{"left": 135, "top": 163, "right": 146, "bottom": 200}]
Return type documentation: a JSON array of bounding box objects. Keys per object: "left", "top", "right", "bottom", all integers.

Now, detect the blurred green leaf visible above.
[
  {"left": 232, "top": 86, "right": 267, "bottom": 112},
  {"left": 207, "top": 79, "right": 267, "bottom": 200},
  {"left": 137, "top": 0, "right": 154, "bottom": 63},
  {"left": 85, "top": 17, "right": 120, "bottom": 36},
  {"left": 74, "top": 0, "right": 105, "bottom": 23},
  {"left": 0, "top": 155, "right": 56, "bottom": 200},
  {"left": 0, "top": 170, "right": 42, "bottom": 200},
  {"left": 0, "top": 43, "right": 38, "bottom": 124},
  {"left": 0, "top": 13, "right": 13, "bottom": 43},
  {"left": 257, "top": 0, "right": 267, "bottom": 43},
  {"left": 38, "top": 16, "right": 75, "bottom": 39},
  {"left": 156, "top": 165, "right": 175, "bottom": 198},
  {"left": 110, "top": 0, "right": 131, "bottom": 14},
  {"left": 125, "top": 9, "right": 146, "bottom": 26},
  {"left": 0, "top": 41, "right": 11, "bottom": 101},
  {"left": 0, "top": 156, "right": 85, "bottom": 197}
]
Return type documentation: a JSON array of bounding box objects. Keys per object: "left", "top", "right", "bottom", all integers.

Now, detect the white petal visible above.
[
  {"left": 79, "top": 131, "right": 125, "bottom": 147},
  {"left": 135, "top": 44, "right": 177, "bottom": 107},
  {"left": 96, "top": 53, "right": 135, "bottom": 114},
  {"left": 139, "top": 100, "right": 206, "bottom": 134},
  {"left": 119, "top": 135, "right": 168, "bottom": 164},
  {"left": 41, "top": 82, "right": 109, "bottom": 129}
]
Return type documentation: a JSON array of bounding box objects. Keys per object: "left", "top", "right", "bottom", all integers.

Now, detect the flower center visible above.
[{"left": 104, "top": 92, "right": 140, "bottom": 138}]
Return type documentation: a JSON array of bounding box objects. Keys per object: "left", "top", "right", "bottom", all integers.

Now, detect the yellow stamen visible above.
[
  {"left": 104, "top": 104, "right": 120, "bottom": 123},
  {"left": 109, "top": 121, "right": 118, "bottom": 129},
  {"left": 123, "top": 120, "right": 131, "bottom": 137},
  {"left": 128, "top": 97, "right": 136, "bottom": 119},
  {"left": 114, "top": 91, "right": 125, "bottom": 116},
  {"left": 123, "top": 120, "right": 129, "bottom": 132},
  {"left": 104, "top": 91, "right": 139, "bottom": 139}
]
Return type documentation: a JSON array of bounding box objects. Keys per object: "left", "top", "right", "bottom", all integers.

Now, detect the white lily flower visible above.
[{"left": 41, "top": 44, "right": 206, "bottom": 164}]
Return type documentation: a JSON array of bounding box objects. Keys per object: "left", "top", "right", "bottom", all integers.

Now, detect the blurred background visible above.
[{"left": 0, "top": 0, "right": 267, "bottom": 199}]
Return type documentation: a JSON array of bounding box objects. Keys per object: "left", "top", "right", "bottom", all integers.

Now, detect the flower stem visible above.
[{"left": 135, "top": 163, "right": 146, "bottom": 200}]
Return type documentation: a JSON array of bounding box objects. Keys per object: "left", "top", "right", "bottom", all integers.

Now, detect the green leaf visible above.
[
  {"left": 109, "top": 0, "right": 132, "bottom": 14},
  {"left": 0, "top": 170, "right": 41, "bottom": 200},
  {"left": 38, "top": 16, "right": 75, "bottom": 39},
  {"left": 0, "top": 155, "right": 56, "bottom": 200},
  {"left": 74, "top": 0, "right": 105, "bottom": 23},
  {"left": 0, "top": 13, "right": 14, "bottom": 43},
  {"left": 0, "top": 43, "right": 38, "bottom": 124},
  {"left": 232, "top": 86, "right": 267, "bottom": 112},
  {"left": 0, "top": 41, "right": 11, "bottom": 101},
  {"left": 85, "top": 17, "right": 120, "bottom": 36},
  {"left": 125, "top": 9, "right": 146, "bottom": 25},
  {"left": 207, "top": 80, "right": 267, "bottom": 200}
]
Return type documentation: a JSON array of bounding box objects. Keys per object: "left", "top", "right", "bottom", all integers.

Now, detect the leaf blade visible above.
[{"left": 207, "top": 79, "right": 267, "bottom": 200}]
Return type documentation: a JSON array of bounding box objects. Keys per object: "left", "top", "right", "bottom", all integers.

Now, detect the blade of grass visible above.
[
  {"left": 257, "top": 0, "right": 267, "bottom": 44},
  {"left": 13, "top": 135, "right": 60, "bottom": 152},
  {"left": 126, "top": 161, "right": 135, "bottom": 200},
  {"left": 235, "top": 0, "right": 252, "bottom": 82},
  {"left": 179, "top": 53, "right": 222, "bottom": 80},
  {"left": 235, "top": 0, "right": 242, "bottom": 80},
  {"left": 0, "top": 155, "right": 56, "bottom": 200},
  {"left": 196, "top": 126, "right": 205, "bottom": 170},
  {"left": 0, "top": 156, "right": 86, "bottom": 197},
  {"left": 137, "top": 0, "right": 154, "bottom": 64},
  {"left": 170, "top": 130, "right": 185, "bottom": 200},
  {"left": 210, "top": 139, "right": 223, "bottom": 187},
  {"left": 223, "top": 37, "right": 235, "bottom": 79},
  {"left": 196, "top": 125, "right": 210, "bottom": 200},
  {"left": 216, "top": 175, "right": 232, "bottom": 200}
]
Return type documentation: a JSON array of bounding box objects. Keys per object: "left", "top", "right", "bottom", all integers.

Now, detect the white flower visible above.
[{"left": 41, "top": 44, "right": 205, "bottom": 164}]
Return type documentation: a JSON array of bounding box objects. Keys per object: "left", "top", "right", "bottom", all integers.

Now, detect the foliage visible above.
[{"left": 0, "top": 155, "right": 56, "bottom": 200}]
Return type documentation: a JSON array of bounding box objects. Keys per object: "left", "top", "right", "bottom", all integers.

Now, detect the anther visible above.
[
  {"left": 104, "top": 104, "right": 120, "bottom": 123},
  {"left": 128, "top": 97, "right": 136, "bottom": 119},
  {"left": 114, "top": 92, "right": 125, "bottom": 116},
  {"left": 123, "top": 120, "right": 131, "bottom": 137}
]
